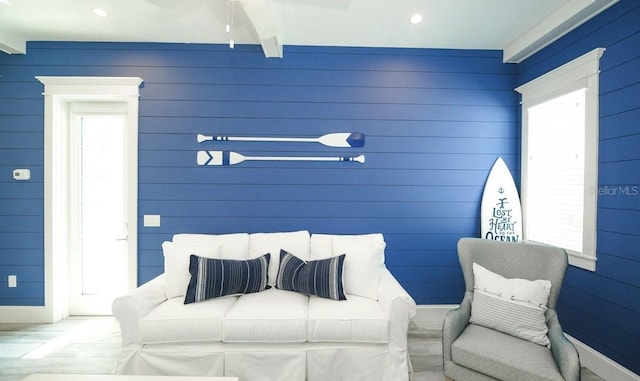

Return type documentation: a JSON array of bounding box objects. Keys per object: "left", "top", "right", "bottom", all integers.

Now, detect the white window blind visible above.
[{"left": 526, "top": 89, "right": 586, "bottom": 253}]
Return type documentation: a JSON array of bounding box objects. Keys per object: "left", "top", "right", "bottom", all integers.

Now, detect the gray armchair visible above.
[{"left": 443, "top": 238, "right": 580, "bottom": 381}]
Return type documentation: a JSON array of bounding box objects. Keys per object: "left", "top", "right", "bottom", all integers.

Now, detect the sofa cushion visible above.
[
  {"left": 310, "top": 233, "right": 385, "bottom": 263},
  {"left": 276, "top": 250, "right": 346, "bottom": 301},
  {"left": 310, "top": 233, "right": 385, "bottom": 300},
  {"left": 172, "top": 232, "right": 250, "bottom": 259},
  {"left": 162, "top": 241, "right": 221, "bottom": 299},
  {"left": 184, "top": 253, "right": 271, "bottom": 304},
  {"left": 223, "top": 288, "right": 309, "bottom": 343},
  {"left": 451, "top": 324, "right": 563, "bottom": 381},
  {"left": 248, "top": 230, "right": 310, "bottom": 286},
  {"left": 139, "top": 296, "right": 237, "bottom": 344},
  {"left": 470, "top": 263, "right": 551, "bottom": 347},
  {"left": 307, "top": 294, "right": 388, "bottom": 343}
]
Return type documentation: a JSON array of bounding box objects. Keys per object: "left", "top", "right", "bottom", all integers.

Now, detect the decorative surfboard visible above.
[{"left": 480, "top": 157, "right": 522, "bottom": 242}]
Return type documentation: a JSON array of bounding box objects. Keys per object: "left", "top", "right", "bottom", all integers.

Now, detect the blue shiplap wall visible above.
[
  {"left": 0, "top": 42, "right": 518, "bottom": 306},
  {"left": 0, "top": 64, "right": 45, "bottom": 306},
  {"left": 517, "top": 0, "right": 640, "bottom": 374}
]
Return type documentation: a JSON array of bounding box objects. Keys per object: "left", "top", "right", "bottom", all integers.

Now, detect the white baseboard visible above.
[
  {"left": 567, "top": 334, "right": 640, "bottom": 381},
  {"left": 0, "top": 306, "right": 57, "bottom": 323},
  {"left": 413, "top": 304, "right": 458, "bottom": 329},
  {"left": 415, "top": 305, "right": 640, "bottom": 381}
]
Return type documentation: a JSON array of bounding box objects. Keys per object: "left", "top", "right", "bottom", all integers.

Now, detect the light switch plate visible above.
[
  {"left": 144, "top": 215, "right": 161, "bottom": 227},
  {"left": 8, "top": 275, "right": 17, "bottom": 288}
]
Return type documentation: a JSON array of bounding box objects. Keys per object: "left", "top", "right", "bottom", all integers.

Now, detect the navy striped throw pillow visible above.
[
  {"left": 276, "top": 249, "right": 346, "bottom": 301},
  {"left": 184, "top": 253, "right": 270, "bottom": 304}
]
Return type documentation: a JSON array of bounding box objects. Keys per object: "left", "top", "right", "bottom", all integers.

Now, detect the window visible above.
[{"left": 516, "top": 48, "right": 605, "bottom": 271}]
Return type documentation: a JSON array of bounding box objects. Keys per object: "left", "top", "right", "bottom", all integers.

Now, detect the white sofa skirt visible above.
[{"left": 116, "top": 342, "right": 408, "bottom": 381}]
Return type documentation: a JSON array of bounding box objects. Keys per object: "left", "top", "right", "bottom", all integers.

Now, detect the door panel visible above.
[{"left": 69, "top": 105, "right": 129, "bottom": 315}]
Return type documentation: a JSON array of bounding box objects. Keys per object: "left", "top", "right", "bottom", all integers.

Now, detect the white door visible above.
[{"left": 68, "top": 103, "right": 129, "bottom": 315}]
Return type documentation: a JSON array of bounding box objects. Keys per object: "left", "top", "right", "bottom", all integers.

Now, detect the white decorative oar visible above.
[
  {"left": 196, "top": 132, "right": 365, "bottom": 148},
  {"left": 197, "top": 151, "right": 365, "bottom": 166}
]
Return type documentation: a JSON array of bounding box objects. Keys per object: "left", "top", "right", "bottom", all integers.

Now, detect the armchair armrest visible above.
[
  {"left": 546, "top": 309, "right": 581, "bottom": 381},
  {"left": 377, "top": 267, "right": 417, "bottom": 349},
  {"left": 442, "top": 292, "right": 472, "bottom": 361},
  {"left": 112, "top": 274, "right": 168, "bottom": 347}
]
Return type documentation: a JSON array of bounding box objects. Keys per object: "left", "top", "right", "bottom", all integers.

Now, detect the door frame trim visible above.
[{"left": 36, "top": 76, "right": 142, "bottom": 322}]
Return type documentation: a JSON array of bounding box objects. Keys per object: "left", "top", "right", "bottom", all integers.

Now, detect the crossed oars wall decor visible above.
[{"left": 196, "top": 132, "right": 366, "bottom": 166}]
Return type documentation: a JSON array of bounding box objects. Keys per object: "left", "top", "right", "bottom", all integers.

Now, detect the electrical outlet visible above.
[{"left": 8, "top": 275, "right": 17, "bottom": 288}]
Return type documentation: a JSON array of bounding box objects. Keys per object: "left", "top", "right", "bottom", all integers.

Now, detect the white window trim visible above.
[
  {"left": 516, "top": 48, "right": 605, "bottom": 271},
  {"left": 36, "top": 76, "right": 142, "bottom": 322}
]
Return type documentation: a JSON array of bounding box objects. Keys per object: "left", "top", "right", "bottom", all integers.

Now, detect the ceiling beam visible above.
[
  {"left": 0, "top": 27, "right": 26, "bottom": 54},
  {"left": 238, "top": 0, "right": 283, "bottom": 58},
  {"left": 503, "top": 0, "right": 619, "bottom": 63}
]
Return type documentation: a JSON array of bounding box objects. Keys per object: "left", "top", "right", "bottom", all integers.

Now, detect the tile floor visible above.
[
  {"left": 0, "top": 316, "right": 605, "bottom": 381},
  {"left": 0, "top": 317, "right": 121, "bottom": 381}
]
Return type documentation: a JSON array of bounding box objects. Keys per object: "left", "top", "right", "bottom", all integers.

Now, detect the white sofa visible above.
[{"left": 112, "top": 231, "right": 416, "bottom": 381}]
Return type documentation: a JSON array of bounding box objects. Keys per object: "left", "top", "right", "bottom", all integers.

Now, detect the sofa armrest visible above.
[
  {"left": 442, "top": 292, "right": 471, "bottom": 361},
  {"left": 377, "top": 267, "right": 417, "bottom": 349},
  {"left": 546, "top": 309, "right": 581, "bottom": 381},
  {"left": 112, "top": 274, "right": 168, "bottom": 347}
]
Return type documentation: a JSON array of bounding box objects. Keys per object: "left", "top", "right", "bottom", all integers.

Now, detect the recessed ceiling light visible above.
[
  {"left": 92, "top": 7, "right": 108, "bottom": 17},
  {"left": 0, "top": 0, "right": 13, "bottom": 5},
  {"left": 409, "top": 14, "right": 423, "bottom": 24}
]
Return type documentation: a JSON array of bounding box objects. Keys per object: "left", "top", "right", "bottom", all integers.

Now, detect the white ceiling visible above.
[{"left": 0, "top": 0, "right": 618, "bottom": 62}]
